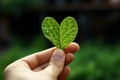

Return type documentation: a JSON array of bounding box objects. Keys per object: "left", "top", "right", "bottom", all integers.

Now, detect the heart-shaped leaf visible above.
[{"left": 42, "top": 16, "right": 78, "bottom": 49}]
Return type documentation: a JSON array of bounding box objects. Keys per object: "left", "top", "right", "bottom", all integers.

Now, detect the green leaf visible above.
[
  {"left": 60, "top": 17, "right": 78, "bottom": 49},
  {"left": 42, "top": 16, "right": 78, "bottom": 49},
  {"left": 41, "top": 17, "right": 60, "bottom": 48}
]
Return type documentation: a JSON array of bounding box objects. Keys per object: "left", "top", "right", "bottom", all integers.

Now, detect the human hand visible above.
[{"left": 4, "top": 42, "right": 79, "bottom": 80}]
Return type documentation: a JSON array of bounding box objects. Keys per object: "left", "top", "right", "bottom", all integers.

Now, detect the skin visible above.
[{"left": 4, "top": 42, "right": 79, "bottom": 80}]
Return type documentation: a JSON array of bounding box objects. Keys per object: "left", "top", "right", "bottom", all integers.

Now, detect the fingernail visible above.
[{"left": 52, "top": 49, "right": 65, "bottom": 59}]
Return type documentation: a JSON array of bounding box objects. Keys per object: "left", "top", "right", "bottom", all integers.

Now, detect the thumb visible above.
[{"left": 44, "top": 49, "right": 65, "bottom": 79}]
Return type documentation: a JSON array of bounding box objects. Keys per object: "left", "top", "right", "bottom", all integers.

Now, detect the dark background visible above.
[{"left": 0, "top": 0, "right": 120, "bottom": 80}]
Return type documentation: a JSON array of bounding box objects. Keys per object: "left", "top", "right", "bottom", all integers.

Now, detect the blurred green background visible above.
[{"left": 0, "top": 0, "right": 120, "bottom": 80}]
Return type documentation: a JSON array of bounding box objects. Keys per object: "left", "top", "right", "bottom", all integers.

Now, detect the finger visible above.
[
  {"left": 43, "top": 49, "right": 65, "bottom": 79},
  {"left": 65, "top": 53, "right": 74, "bottom": 65},
  {"left": 58, "top": 66, "right": 71, "bottom": 80},
  {"left": 64, "top": 42, "right": 79, "bottom": 53},
  {"left": 32, "top": 53, "right": 74, "bottom": 72},
  {"left": 21, "top": 47, "right": 56, "bottom": 69},
  {"left": 33, "top": 63, "right": 48, "bottom": 72}
]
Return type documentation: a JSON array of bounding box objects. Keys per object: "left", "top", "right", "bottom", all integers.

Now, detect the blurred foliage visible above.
[
  {"left": 1, "top": 36, "right": 120, "bottom": 80},
  {"left": 0, "top": 0, "right": 42, "bottom": 15},
  {"left": 68, "top": 41, "right": 120, "bottom": 80}
]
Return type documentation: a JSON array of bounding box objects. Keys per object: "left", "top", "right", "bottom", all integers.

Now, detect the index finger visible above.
[
  {"left": 21, "top": 47, "right": 56, "bottom": 69},
  {"left": 64, "top": 42, "right": 79, "bottom": 53}
]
